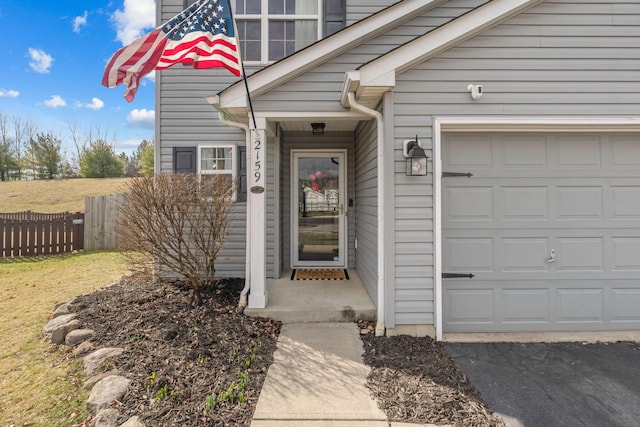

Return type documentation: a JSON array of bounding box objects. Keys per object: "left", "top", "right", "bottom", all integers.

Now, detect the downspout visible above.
[
  {"left": 347, "top": 92, "right": 386, "bottom": 336},
  {"left": 218, "top": 110, "right": 251, "bottom": 311}
]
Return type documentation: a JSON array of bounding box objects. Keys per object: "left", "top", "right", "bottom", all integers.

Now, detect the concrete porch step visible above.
[
  {"left": 244, "top": 270, "right": 377, "bottom": 323},
  {"left": 245, "top": 306, "right": 376, "bottom": 323}
]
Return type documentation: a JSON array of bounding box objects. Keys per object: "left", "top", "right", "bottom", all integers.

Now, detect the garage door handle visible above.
[
  {"left": 442, "top": 172, "right": 473, "bottom": 178},
  {"left": 546, "top": 249, "right": 557, "bottom": 263},
  {"left": 442, "top": 273, "right": 475, "bottom": 279}
]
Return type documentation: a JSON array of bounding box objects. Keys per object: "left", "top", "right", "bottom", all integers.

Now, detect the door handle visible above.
[{"left": 546, "top": 249, "right": 557, "bottom": 263}]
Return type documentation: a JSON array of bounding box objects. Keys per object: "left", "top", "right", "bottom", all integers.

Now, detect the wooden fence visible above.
[
  {"left": 84, "top": 193, "right": 125, "bottom": 251},
  {"left": 0, "top": 211, "right": 84, "bottom": 257}
]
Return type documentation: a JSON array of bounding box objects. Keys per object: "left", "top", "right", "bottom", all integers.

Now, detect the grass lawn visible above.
[
  {"left": 0, "top": 178, "right": 130, "bottom": 213},
  {"left": 0, "top": 251, "right": 131, "bottom": 426}
]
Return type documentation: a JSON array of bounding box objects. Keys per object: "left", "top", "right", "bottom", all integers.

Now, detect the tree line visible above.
[{"left": 0, "top": 112, "right": 153, "bottom": 181}]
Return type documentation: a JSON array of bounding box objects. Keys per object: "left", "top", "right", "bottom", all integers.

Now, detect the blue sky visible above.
[{"left": 0, "top": 0, "right": 158, "bottom": 156}]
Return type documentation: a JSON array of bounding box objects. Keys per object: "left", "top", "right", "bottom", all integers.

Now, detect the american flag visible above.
[{"left": 102, "top": 0, "right": 241, "bottom": 102}]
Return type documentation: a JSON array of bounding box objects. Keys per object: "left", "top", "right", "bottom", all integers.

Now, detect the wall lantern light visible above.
[
  {"left": 311, "top": 122, "right": 325, "bottom": 135},
  {"left": 403, "top": 136, "right": 428, "bottom": 176}
]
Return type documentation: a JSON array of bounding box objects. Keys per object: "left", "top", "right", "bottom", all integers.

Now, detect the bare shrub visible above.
[{"left": 116, "top": 174, "right": 234, "bottom": 303}]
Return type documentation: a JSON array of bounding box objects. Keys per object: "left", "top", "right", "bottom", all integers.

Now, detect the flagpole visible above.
[{"left": 228, "top": 2, "right": 257, "bottom": 130}]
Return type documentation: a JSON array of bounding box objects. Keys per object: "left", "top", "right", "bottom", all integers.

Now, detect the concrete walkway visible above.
[
  {"left": 251, "top": 322, "right": 439, "bottom": 427},
  {"left": 251, "top": 322, "right": 387, "bottom": 426}
]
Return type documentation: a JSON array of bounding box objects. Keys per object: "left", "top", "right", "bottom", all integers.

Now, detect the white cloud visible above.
[
  {"left": 44, "top": 95, "right": 67, "bottom": 108},
  {"left": 73, "top": 11, "right": 89, "bottom": 33},
  {"left": 0, "top": 89, "right": 19, "bottom": 98},
  {"left": 112, "top": 0, "right": 156, "bottom": 45},
  {"left": 28, "top": 48, "right": 54, "bottom": 73},
  {"left": 127, "top": 108, "right": 155, "bottom": 129},
  {"left": 75, "top": 97, "right": 105, "bottom": 110}
]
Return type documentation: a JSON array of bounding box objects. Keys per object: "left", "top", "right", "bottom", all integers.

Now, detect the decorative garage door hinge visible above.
[
  {"left": 442, "top": 172, "right": 473, "bottom": 177},
  {"left": 442, "top": 273, "right": 475, "bottom": 279}
]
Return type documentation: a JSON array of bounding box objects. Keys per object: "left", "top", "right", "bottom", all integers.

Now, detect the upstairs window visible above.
[{"left": 234, "top": 0, "right": 322, "bottom": 63}]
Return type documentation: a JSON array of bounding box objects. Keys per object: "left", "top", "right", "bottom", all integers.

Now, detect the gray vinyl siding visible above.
[
  {"left": 266, "top": 136, "right": 277, "bottom": 278},
  {"left": 281, "top": 133, "right": 356, "bottom": 272},
  {"left": 346, "top": 0, "right": 398, "bottom": 25},
  {"left": 253, "top": 0, "right": 485, "bottom": 112},
  {"left": 354, "top": 119, "right": 379, "bottom": 304},
  {"left": 391, "top": 0, "right": 640, "bottom": 326}
]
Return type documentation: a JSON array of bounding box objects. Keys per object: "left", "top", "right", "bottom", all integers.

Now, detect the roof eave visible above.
[
  {"left": 217, "top": 0, "right": 449, "bottom": 109},
  {"left": 351, "top": 0, "right": 545, "bottom": 107}
]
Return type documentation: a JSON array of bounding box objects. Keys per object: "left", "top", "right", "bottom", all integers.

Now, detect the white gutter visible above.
[
  {"left": 347, "top": 92, "right": 386, "bottom": 337},
  {"left": 216, "top": 108, "right": 252, "bottom": 311}
]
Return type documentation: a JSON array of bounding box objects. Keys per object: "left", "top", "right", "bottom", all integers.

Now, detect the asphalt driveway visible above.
[{"left": 444, "top": 341, "right": 640, "bottom": 427}]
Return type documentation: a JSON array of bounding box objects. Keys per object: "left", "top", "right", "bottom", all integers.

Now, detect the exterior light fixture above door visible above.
[
  {"left": 311, "top": 122, "right": 325, "bottom": 135},
  {"left": 403, "top": 136, "right": 428, "bottom": 176}
]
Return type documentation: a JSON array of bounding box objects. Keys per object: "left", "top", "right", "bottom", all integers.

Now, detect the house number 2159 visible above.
[{"left": 253, "top": 139, "right": 262, "bottom": 183}]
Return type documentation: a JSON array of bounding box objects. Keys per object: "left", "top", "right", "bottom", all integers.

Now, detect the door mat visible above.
[{"left": 291, "top": 269, "right": 349, "bottom": 280}]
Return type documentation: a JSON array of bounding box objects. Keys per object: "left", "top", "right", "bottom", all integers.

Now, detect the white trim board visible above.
[{"left": 432, "top": 116, "right": 640, "bottom": 341}]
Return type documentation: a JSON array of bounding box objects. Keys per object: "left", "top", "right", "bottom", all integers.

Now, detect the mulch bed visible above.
[
  {"left": 360, "top": 324, "right": 505, "bottom": 427},
  {"left": 68, "top": 272, "right": 503, "bottom": 426},
  {"left": 69, "top": 272, "right": 281, "bottom": 426}
]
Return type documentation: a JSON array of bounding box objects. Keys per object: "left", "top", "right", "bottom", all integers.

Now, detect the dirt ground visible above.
[{"left": 69, "top": 273, "right": 503, "bottom": 426}]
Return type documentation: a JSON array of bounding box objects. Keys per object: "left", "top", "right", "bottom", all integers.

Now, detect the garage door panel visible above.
[
  {"left": 611, "top": 187, "right": 640, "bottom": 218},
  {"left": 556, "top": 289, "right": 604, "bottom": 323},
  {"left": 556, "top": 134, "right": 601, "bottom": 168},
  {"left": 445, "top": 187, "right": 493, "bottom": 220},
  {"left": 445, "top": 238, "right": 494, "bottom": 272},
  {"left": 612, "top": 237, "right": 640, "bottom": 270},
  {"left": 503, "top": 238, "right": 550, "bottom": 272},
  {"left": 610, "top": 135, "right": 640, "bottom": 166},
  {"left": 502, "top": 187, "right": 548, "bottom": 219},
  {"left": 446, "top": 289, "right": 494, "bottom": 324},
  {"left": 444, "top": 134, "right": 492, "bottom": 168},
  {"left": 556, "top": 237, "right": 604, "bottom": 271},
  {"left": 442, "top": 132, "right": 640, "bottom": 333},
  {"left": 502, "top": 289, "right": 550, "bottom": 323},
  {"left": 556, "top": 186, "right": 603, "bottom": 219},
  {"left": 503, "top": 135, "right": 547, "bottom": 167},
  {"left": 611, "top": 289, "right": 640, "bottom": 322}
]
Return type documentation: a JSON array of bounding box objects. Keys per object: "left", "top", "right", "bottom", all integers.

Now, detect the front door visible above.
[{"left": 292, "top": 150, "right": 346, "bottom": 268}]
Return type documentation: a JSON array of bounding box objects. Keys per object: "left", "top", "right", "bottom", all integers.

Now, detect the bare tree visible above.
[
  {"left": 116, "top": 174, "right": 235, "bottom": 304},
  {"left": 67, "top": 119, "right": 88, "bottom": 172},
  {"left": 0, "top": 112, "right": 18, "bottom": 181}
]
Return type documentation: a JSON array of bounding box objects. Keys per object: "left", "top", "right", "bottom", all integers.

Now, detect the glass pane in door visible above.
[{"left": 297, "top": 156, "right": 340, "bottom": 262}]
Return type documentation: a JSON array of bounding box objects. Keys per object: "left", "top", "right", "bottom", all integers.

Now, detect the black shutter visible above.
[
  {"left": 173, "top": 147, "right": 197, "bottom": 174},
  {"left": 324, "top": 0, "right": 346, "bottom": 36}
]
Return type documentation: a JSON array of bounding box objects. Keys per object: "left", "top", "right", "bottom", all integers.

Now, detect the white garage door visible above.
[{"left": 442, "top": 132, "right": 640, "bottom": 333}]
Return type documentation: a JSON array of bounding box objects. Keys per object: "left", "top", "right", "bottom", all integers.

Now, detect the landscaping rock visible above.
[
  {"left": 73, "top": 340, "right": 95, "bottom": 357},
  {"left": 119, "top": 416, "right": 145, "bottom": 427},
  {"left": 84, "top": 348, "right": 124, "bottom": 375},
  {"left": 85, "top": 370, "right": 123, "bottom": 390},
  {"left": 66, "top": 328, "right": 95, "bottom": 346},
  {"left": 43, "top": 313, "right": 76, "bottom": 335},
  {"left": 87, "top": 375, "right": 131, "bottom": 414},
  {"left": 91, "top": 408, "right": 120, "bottom": 427},
  {"left": 52, "top": 301, "right": 72, "bottom": 318},
  {"left": 51, "top": 319, "right": 81, "bottom": 344}
]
